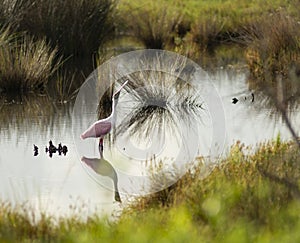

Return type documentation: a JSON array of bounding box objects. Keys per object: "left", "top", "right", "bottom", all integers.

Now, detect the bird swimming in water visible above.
[
  {"left": 48, "top": 140, "right": 57, "bottom": 153},
  {"left": 232, "top": 97, "right": 239, "bottom": 104},
  {"left": 33, "top": 144, "right": 39, "bottom": 156},
  {"left": 62, "top": 145, "right": 68, "bottom": 156}
]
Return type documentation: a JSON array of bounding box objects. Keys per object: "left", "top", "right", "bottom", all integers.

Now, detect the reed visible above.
[
  {"left": 0, "top": 0, "right": 116, "bottom": 58},
  {"left": 243, "top": 11, "right": 300, "bottom": 79},
  {"left": 0, "top": 28, "right": 59, "bottom": 93},
  {"left": 121, "top": 1, "right": 187, "bottom": 49}
]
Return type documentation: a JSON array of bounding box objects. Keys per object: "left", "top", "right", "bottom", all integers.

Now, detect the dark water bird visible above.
[
  {"left": 62, "top": 145, "right": 68, "bottom": 156},
  {"left": 33, "top": 144, "right": 39, "bottom": 156},
  {"left": 58, "top": 143, "right": 63, "bottom": 155},
  {"left": 232, "top": 92, "right": 254, "bottom": 104},
  {"left": 33, "top": 144, "right": 38, "bottom": 151},
  {"left": 81, "top": 80, "right": 128, "bottom": 150},
  {"left": 232, "top": 97, "right": 239, "bottom": 104},
  {"left": 58, "top": 143, "right": 63, "bottom": 151},
  {"left": 81, "top": 147, "right": 121, "bottom": 203},
  {"left": 48, "top": 140, "right": 57, "bottom": 153},
  {"left": 45, "top": 141, "right": 67, "bottom": 157},
  {"left": 45, "top": 140, "right": 58, "bottom": 158}
]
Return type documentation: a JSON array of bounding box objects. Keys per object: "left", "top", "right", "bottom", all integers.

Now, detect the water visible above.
[
  {"left": 0, "top": 95, "right": 121, "bottom": 219},
  {"left": 0, "top": 67, "right": 299, "bottom": 218}
]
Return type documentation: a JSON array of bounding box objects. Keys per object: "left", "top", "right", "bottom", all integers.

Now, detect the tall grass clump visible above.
[
  {"left": 122, "top": 140, "right": 300, "bottom": 241},
  {"left": 244, "top": 11, "right": 300, "bottom": 80},
  {"left": 121, "top": 2, "right": 188, "bottom": 49},
  {"left": 0, "top": 28, "right": 60, "bottom": 93},
  {"left": 189, "top": 16, "right": 226, "bottom": 54},
  {"left": 1, "top": 0, "right": 116, "bottom": 58}
]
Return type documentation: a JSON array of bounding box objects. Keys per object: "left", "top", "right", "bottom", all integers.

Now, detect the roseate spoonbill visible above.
[
  {"left": 81, "top": 146, "right": 121, "bottom": 202},
  {"left": 80, "top": 80, "right": 128, "bottom": 149}
]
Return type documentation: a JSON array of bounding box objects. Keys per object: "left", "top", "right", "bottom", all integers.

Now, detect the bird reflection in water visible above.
[{"left": 81, "top": 146, "right": 121, "bottom": 203}]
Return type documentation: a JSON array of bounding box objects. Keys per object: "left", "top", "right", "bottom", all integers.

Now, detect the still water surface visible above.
[{"left": 0, "top": 67, "right": 299, "bottom": 218}]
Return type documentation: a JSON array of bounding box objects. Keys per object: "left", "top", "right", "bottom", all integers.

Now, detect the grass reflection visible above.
[{"left": 0, "top": 93, "right": 73, "bottom": 140}]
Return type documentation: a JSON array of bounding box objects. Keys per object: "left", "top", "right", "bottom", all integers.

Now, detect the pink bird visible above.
[{"left": 80, "top": 80, "right": 128, "bottom": 150}]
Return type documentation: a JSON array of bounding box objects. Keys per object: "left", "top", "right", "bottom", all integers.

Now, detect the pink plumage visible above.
[
  {"left": 80, "top": 80, "right": 128, "bottom": 142},
  {"left": 80, "top": 120, "right": 112, "bottom": 139}
]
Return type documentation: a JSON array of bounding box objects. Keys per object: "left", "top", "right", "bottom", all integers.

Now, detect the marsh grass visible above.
[
  {"left": 1, "top": 140, "right": 300, "bottom": 242},
  {"left": 15, "top": 0, "right": 116, "bottom": 58},
  {"left": 0, "top": 28, "right": 60, "bottom": 93},
  {"left": 121, "top": 1, "right": 186, "bottom": 49},
  {"left": 243, "top": 11, "right": 300, "bottom": 79},
  {"left": 55, "top": 70, "right": 81, "bottom": 104},
  {"left": 189, "top": 16, "right": 227, "bottom": 54},
  {"left": 123, "top": 140, "right": 300, "bottom": 239}
]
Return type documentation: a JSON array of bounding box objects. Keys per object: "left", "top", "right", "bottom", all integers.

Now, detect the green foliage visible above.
[
  {"left": 1, "top": 141, "right": 300, "bottom": 242},
  {"left": 120, "top": 1, "right": 187, "bottom": 49}
]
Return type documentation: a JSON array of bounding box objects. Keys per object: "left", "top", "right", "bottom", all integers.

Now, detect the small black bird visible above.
[
  {"left": 33, "top": 144, "right": 38, "bottom": 152},
  {"left": 33, "top": 144, "right": 39, "bottom": 156},
  {"left": 48, "top": 140, "right": 57, "bottom": 153},
  {"left": 58, "top": 143, "right": 63, "bottom": 152},
  {"left": 62, "top": 145, "right": 68, "bottom": 156},
  {"left": 58, "top": 143, "right": 63, "bottom": 155},
  {"left": 232, "top": 97, "right": 239, "bottom": 104}
]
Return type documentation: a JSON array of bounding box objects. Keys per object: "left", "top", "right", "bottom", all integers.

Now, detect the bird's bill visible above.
[{"left": 113, "top": 80, "right": 129, "bottom": 98}]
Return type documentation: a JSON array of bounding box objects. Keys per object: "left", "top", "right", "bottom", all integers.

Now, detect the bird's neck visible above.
[{"left": 110, "top": 97, "right": 118, "bottom": 123}]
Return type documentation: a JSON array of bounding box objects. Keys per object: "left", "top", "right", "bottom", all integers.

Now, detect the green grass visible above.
[
  {"left": 1, "top": 139, "right": 300, "bottom": 242},
  {"left": 118, "top": 0, "right": 300, "bottom": 53}
]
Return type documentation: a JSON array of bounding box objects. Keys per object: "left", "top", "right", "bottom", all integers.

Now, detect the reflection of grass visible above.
[
  {"left": 1, "top": 140, "right": 300, "bottom": 241},
  {"left": 0, "top": 93, "right": 72, "bottom": 140},
  {"left": 0, "top": 28, "right": 59, "bottom": 93}
]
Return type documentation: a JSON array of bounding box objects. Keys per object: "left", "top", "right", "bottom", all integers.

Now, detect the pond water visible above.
[{"left": 0, "top": 65, "right": 299, "bottom": 218}]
